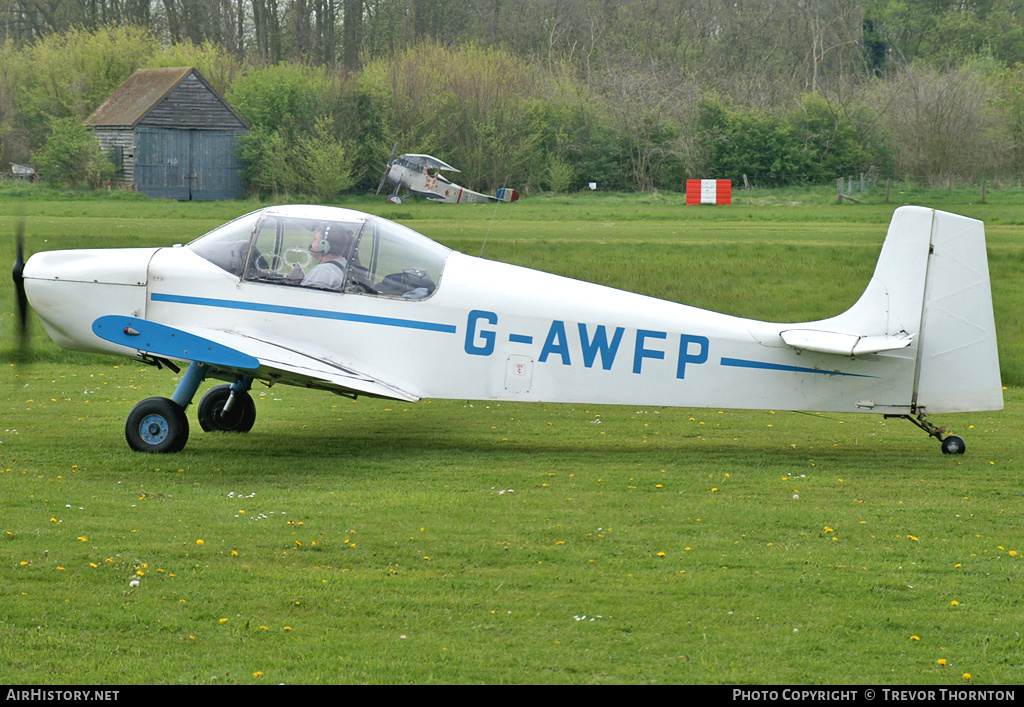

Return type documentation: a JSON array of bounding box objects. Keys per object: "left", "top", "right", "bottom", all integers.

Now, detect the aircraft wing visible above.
[
  {"left": 399, "top": 153, "right": 460, "bottom": 172},
  {"left": 92, "top": 315, "right": 420, "bottom": 402}
]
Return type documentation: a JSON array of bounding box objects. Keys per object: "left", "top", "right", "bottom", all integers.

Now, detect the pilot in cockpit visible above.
[{"left": 299, "top": 222, "right": 353, "bottom": 291}]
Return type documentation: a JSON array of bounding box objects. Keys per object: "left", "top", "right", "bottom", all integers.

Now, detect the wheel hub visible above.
[{"left": 139, "top": 414, "right": 169, "bottom": 444}]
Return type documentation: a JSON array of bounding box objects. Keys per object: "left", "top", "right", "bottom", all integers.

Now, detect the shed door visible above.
[{"left": 136, "top": 128, "right": 246, "bottom": 201}]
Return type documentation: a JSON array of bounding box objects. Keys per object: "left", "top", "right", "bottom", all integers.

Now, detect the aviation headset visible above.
[{"left": 313, "top": 223, "right": 352, "bottom": 256}]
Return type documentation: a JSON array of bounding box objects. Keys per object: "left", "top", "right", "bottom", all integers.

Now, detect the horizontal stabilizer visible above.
[{"left": 780, "top": 329, "right": 912, "bottom": 357}]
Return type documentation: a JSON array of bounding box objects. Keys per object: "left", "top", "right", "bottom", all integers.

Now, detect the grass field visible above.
[{"left": 1, "top": 183, "right": 1022, "bottom": 684}]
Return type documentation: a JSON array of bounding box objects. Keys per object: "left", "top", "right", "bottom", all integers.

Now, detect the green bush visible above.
[
  {"left": 792, "top": 93, "right": 873, "bottom": 181},
  {"left": 230, "top": 65, "right": 356, "bottom": 197},
  {"left": 696, "top": 95, "right": 879, "bottom": 186},
  {"left": 294, "top": 116, "right": 355, "bottom": 200},
  {"left": 32, "top": 117, "right": 114, "bottom": 189},
  {"left": 237, "top": 125, "right": 296, "bottom": 196}
]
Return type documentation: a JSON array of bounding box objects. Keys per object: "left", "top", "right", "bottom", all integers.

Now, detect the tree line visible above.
[{"left": 3, "top": 1, "right": 1024, "bottom": 195}]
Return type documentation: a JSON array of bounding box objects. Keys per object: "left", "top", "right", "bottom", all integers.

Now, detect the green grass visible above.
[{"left": 1, "top": 184, "right": 1022, "bottom": 684}]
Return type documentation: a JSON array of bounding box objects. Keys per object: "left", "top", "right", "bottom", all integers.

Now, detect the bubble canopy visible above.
[{"left": 187, "top": 205, "right": 450, "bottom": 298}]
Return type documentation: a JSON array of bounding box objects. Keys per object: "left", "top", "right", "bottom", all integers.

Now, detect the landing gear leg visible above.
[
  {"left": 125, "top": 362, "right": 208, "bottom": 453},
  {"left": 888, "top": 410, "right": 966, "bottom": 455}
]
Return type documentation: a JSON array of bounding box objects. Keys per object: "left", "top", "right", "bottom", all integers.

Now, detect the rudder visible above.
[{"left": 914, "top": 209, "right": 1003, "bottom": 413}]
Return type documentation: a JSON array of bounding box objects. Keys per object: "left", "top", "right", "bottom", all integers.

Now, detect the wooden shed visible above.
[{"left": 85, "top": 67, "right": 249, "bottom": 200}]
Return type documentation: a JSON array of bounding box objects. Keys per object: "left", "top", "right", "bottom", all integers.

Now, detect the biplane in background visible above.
[
  {"left": 11, "top": 205, "right": 1001, "bottom": 454},
  {"left": 376, "top": 150, "right": 519, "bottom": 204}
]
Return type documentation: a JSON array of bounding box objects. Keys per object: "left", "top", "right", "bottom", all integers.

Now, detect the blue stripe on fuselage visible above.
[
  {"left": 150, "top": 293, "right": 458, "bottom": 334},
  {"left": 721, "top": 357, "right": 874, "bottom": 378}
]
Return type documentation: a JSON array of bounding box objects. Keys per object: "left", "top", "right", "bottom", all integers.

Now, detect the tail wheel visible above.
[
  {"left": 126, "top": 397, "right": 189, "bottom": 453},
  {"left": 941, "top": 435, "right": 966, "bottom": 455},
  {"left": 198, "top": 384, "right": 256, "bottom": 433}
]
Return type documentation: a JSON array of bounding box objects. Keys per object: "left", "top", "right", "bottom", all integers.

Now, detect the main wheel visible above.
[
  {"left": 941, "top": 435, "right": 966, "bottom": 455},
  {"left": 126, "top": 397, "right": 189, "bottom": 453},
  {"left": 197, "top": 384, "right": 256, "bottom": 433}
]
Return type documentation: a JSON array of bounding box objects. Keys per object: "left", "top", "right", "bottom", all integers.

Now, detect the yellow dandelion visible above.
[
  {"left": 950, "top": 600, "right": 959, "bottom": 606},
  {"left": 219, "top": 618, "right": 228, "bottom": 623},
  {"left": 963, "top": 673, "right": 972, "bottom": 681},
  {"left": 253, "top": 672, "right": 264, "bottom": 678},
  {"left": 196, "top": 539, "right": 204, "bottom": 545},
  {"left": 938, "top": 658, "right": 947, "bottom": 666},
  {"left": 911, "top": 635, "right": 920, "bottom": 641}
]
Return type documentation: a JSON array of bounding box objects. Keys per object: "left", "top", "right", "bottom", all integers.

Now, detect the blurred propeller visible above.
[
  {"left": 376, "top": 142, "right": 399, "bottom": 195},
  {"left": 12, "top": 217, "right": 30, "bottom": 362}
]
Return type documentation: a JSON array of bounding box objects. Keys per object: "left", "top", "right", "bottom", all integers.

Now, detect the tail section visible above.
[
  {"left": 495, "top": 187, "right": 520, "bottom": 203},
  {"left": 785, "top": 206, "right": 1002, "bottom": 414}
]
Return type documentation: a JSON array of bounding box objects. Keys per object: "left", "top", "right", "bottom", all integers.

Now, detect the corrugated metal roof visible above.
[{"left": 84, "top": 67, "right": 245, "bottom": 129}]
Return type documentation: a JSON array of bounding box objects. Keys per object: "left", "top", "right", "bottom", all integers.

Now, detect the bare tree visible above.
[
  {"left": 596, "top": 60, "right": 687, "bottom": 190},
  {"left": 343, "top": 0, "right": 361, "bottom": 70},
  {"left": 868, "top": 63, "right": 1011, "bottom": 183}
]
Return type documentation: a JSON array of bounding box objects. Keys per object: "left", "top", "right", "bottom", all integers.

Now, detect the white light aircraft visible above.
[
  {"left": 376, "top": 151, "right": 519, "bottom": 204},
  {"left": 12, "top": 205, "right": 1001, "bottom": 454}
]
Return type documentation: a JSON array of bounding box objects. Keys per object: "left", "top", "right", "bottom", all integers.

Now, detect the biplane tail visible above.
[
  {"left": 795, "top": 205, "right": 1003, "bottom": 414},
  {"left": 495, "top": 187, "right": 520, "bottom": 203}
]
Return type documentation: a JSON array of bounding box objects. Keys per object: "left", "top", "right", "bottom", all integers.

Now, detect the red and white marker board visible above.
[{"left": 685, "top": 179, "right": 731, "bottom": 205}]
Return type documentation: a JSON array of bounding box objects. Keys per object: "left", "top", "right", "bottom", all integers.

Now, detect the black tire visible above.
[
  {"left": 197, "top": 384, "right": 256, "bottom": 433},
  {"left": 126, "top": 397, "right": 189, "bottom": 453},
  {"left": 941, "top": 435, "right": 966, "bottom": 455}
]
